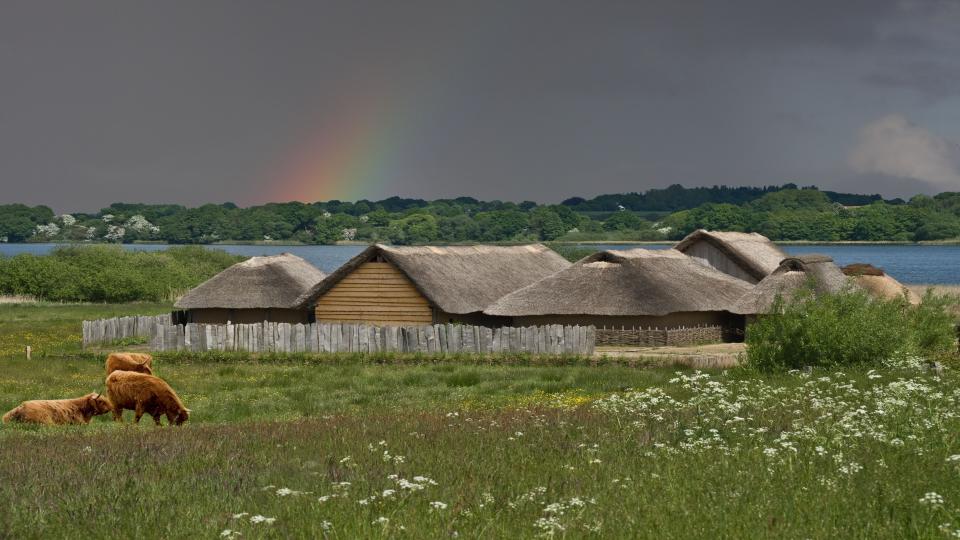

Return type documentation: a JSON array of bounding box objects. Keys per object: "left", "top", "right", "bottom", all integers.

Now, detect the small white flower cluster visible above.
[
  {"left": 533, "top": 496, "right": 597, "bottom": 536},
  {"left": 920, "top": 492, "right": 945, "bottom": 507},
  {"left": 275, "top": 487, "right": 311, "bottom": 497},
  {"left": 341, "top": 228, "right": 357, "bottom": 241}
]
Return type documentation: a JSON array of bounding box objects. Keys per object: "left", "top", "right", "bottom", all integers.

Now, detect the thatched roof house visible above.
[
  {"left": 674, "top": 230, "right": 787, "bottom": 283},
  {"left": 484, "top": 248, "right": 752, "bottom": 330},
  {"left": 174, "top": 253, "right": 326, "bottom": 323},
  {"left": 299, "top": 244, "right": 571, "bottom": 325},
  {"left": 731, "top": 254, "right": 850, "bottom": 315},
  {"left": 842, "top": 263, "right": 921, "bottom": 305}
]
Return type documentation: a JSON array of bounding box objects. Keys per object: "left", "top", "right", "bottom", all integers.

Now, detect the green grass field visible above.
[{"left": 2, "top": 304, "right": 960, "bottom": 538}]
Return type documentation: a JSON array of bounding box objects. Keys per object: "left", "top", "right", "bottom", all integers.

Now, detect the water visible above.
[{"left": 2, "top": 242, "right": 958, "bottom": 284}]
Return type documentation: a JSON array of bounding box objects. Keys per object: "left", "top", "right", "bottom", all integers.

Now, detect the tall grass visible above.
[
  {"left": 2, "top": 367, "right": 958, "bottom": 538},
  {"left": 745, "top": 288, "right": 957, "bottom": 372},
  {"left": 0, "top": 245, "right": 242, "bottom": 303}
]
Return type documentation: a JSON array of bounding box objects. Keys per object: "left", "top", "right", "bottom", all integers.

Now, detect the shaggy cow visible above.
[
  {"left": 105, "top": 352, "right": 153, "bottom": 376},
  {"left": 2, "top": 393, "right": 113, "bottom": 425},
  {"left": 105, "top": 371, "right": 189, "bottom": 426}
]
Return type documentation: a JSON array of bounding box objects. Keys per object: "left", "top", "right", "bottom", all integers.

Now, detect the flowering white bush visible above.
[
  {"left": 34, "top": 223, "right": 60, "bottom": 238},
  {"left": 58, "top": 214, "right": 76, "bottom": 226},
  {"left": 104, "top": 225, "right": 125, "bottom": 242},
  {"left": 124, "top": 214, "right": 159, "bottom": 235}
]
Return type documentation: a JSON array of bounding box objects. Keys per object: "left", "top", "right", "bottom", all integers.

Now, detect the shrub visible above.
[
  {"left": 745, "top": 287, "right": 957, "bottom": 372},
  {"left": 0, "top": 245, "right": 243, "bottom": 303}
]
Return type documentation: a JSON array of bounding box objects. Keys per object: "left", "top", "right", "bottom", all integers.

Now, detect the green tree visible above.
[
  {"left": 529, "top": 207, "right": 567, "bottom": 240},
  {"left": 388, "top": 214, "right": 439, "bottom": 245},
  {"left": 603, "top": 211, "right": 643, "bottom": 231}
]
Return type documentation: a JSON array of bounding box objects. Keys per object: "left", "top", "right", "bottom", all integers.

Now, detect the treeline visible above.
[
  {"left": 2, "top": 184, "right": 958, "bottom": 245},
  {"left": 663, "top": 189, "right": 960, "bottom": 241},
  {"left": 0, "top": 245, "right": 242, "bottom": 302}
]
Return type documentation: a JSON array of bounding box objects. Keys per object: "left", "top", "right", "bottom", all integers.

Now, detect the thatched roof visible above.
[
  {"left": 731, "top": 254, "right": 851, "bottom": 315},
  {"left": 298, "top": 244, "right": 571, "bottom": 314},
  {"left": 843, "top": 263, "right": 920, "bottom": 304},
  {"left": 175, "top": 253, "right": 326, "bottom": 310},
  {"left": 674, "top": 230, "right": 787, "bottom": 281},
  {"left": 484, "top": 248, "right": 753, "bottom": 317}
]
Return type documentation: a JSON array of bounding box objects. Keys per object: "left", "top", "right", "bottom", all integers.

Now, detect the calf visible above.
[
  {"left": 105, "top": 371, "right": 189, "bottom": 426},
  {"left": 2, "top": 393, "right": 113, "bottom": 425},
  {"left": 105, "top": 352, "right": 153, "bottom": 376}
]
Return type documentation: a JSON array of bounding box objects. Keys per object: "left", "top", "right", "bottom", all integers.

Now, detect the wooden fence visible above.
[
  {"left": 83, "top": 317, "right": 595, "bottom": 356},
  {"left": 82, "top": 315, "right": 172, "bottom": 347}
]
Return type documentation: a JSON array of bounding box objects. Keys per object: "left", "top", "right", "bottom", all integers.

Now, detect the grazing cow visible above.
[
  {"left": 105, "top": 352, "right": 153, "bottom": 376},
  {"left": 105, "top": 371, "right": 189, "bottom": 426},
  {"left": 2, "top": 393, "right": 113, "bottom": 425}
]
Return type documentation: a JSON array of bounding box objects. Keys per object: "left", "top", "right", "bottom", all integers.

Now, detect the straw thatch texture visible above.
[
  {"left": 843, "top": 263, "right": 921, "bottom": 304},
  {"left": 175, "top": 253, "right": 326, "bottom": 309},
  {"left": 299, "top": 244, "right": 571, "bottom": 315},
  {"left": 485, "top": 248, "right": 752, "bottom": 317},
  {"left": 731, "top": 254, "right": 852, "bottom": 315},
  {"left": 674, "top": 230, "right": 787, "bottom": 282}
]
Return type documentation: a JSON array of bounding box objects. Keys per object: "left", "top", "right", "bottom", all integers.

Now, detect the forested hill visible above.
[{"left": 2, "top": 184, "right": 958, "bottom": 245}]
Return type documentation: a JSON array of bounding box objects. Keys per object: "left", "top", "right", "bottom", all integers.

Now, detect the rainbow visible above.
[{"left": 262, "top": 86, "right": 416, "bottom": 204}]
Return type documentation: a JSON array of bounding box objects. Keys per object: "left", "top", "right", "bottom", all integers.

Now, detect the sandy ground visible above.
[
  {"left": 595, "top": 342, "right": 744, "bottom": 369},
  {"left": 0, "top": 295, "right": 38, "bottom": 304}
]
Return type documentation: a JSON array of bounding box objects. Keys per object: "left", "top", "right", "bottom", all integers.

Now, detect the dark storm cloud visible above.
[{"left": 0, "top": 0, "right": 958, "bottom": 212}]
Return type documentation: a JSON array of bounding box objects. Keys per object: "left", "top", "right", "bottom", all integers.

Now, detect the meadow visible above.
[{"left": 2, "top": 304, "right": 960, "bottom": 538}]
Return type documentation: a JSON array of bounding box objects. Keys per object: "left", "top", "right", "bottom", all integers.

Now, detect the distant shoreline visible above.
[{"left": 3, "top": 239, "right": 960, "bottom": 247}]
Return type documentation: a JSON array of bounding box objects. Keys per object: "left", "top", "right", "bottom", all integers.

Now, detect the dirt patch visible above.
[{"left": 596, "top": 342, "right": 744, "bottom": 369}]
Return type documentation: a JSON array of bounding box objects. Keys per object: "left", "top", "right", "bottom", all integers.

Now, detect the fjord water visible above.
[{"left": 2, "top": 243, "right": 958, "bottom": 284}]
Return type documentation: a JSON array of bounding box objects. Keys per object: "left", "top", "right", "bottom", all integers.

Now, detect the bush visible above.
[
  {"left": 745, "top": 287, "right": 957, "bottom": 372},
  {"left": 0, "top": 245, "right": 243, "bottom": 303}
]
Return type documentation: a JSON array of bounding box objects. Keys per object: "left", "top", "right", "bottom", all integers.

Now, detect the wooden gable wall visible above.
[
  {"left": 682, "top": 240, "right": 758, "bottom": 284},
  {"left": 314, "top": 261, "right": 433, "bottom": 324}
]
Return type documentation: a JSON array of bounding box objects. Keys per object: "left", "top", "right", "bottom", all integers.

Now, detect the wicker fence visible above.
[
  {"left": 83, "top": 316, "right": 595, "bottom": 356},
  {"left": 595, "top": 325, "right": 725, "bottom": 347}
]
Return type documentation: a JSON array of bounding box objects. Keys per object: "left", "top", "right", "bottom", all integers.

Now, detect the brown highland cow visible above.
[
  {"left": 105, "top": 352, "right": 153, "bottom": 376},
  {"left": 105, "top": 371, "right": 189, "bottom": 426},
  {"left": 2, "top": 393, "right": 113, "bottom": 425}
]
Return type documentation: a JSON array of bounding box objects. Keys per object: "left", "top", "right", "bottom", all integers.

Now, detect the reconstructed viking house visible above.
[
  {"left": 174, "top": 253, "right": 326, "bottom": 324},
  {"left": 674, "top": 230, "right": 787, "bottom": 284},
  {"left": 484, "top": 248, "right": 751, "bottom": 332},
  {"left": 298, "top": 244, "right": 571, "bottom": 326},
  {"left": 731, "top": 254, "right": 851, "bottom": 315},
  {"left": 842, "top": 263, "right": 921, "bottom": 305}
]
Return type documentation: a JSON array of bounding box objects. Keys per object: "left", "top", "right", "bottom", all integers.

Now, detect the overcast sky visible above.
[{"left": 2, "top": 1, "right": 960, "bottom": 212}]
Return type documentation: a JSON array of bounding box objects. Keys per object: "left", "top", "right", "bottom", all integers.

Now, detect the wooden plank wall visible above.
[
  {"left": 314, "top": 261, "right": 433, "bottom": 324},
  {"left": 682, "top": 241, "right": 758, "bottom": 284}
]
